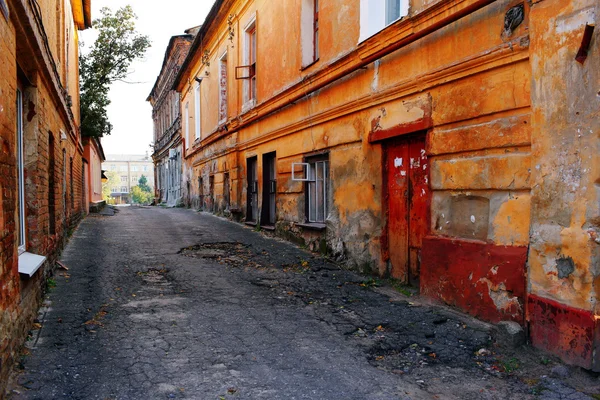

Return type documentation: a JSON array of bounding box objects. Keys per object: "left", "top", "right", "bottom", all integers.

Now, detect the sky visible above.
[{"left": 81, "top": 1, "right": 213, "bottom": 156}]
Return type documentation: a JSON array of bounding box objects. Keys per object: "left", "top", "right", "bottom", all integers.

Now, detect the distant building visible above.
[
  {"left": 83, "top": 136, "right": 106, "bottom": 211},
  {"left": 147, "top": 27, "right": 197, "bottom": 207},
  {"left": 103, "top": 154, "right": 155, "bottom": 204}
]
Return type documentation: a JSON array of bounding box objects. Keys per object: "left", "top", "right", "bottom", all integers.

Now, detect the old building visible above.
[
  {"left": 0, "top": 0, "right": 91, "bottom": 391},
  {"left": 103, "top": 154, "right": 154, "bottom": 204},
  {"left": 148, "top": 28, "right": 197, "bottom": 207},
  {"left": 83, "top": 136, "right": 106, "bottom": 212},
  {"left": 172, "top": 0, "right": 599, "bottom": 369}
]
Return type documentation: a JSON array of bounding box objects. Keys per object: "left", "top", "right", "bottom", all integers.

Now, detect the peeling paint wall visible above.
[
  {"left": 527, "top": 0, "right": 600, "bottom": 369},
  {"left": 172, "top": 0, "right": 598, "bottom": 369}
]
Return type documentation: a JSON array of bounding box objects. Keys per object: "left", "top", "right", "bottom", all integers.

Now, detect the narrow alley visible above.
[{"left": 7, "top": 207, "right": 599, "bottom": 399}]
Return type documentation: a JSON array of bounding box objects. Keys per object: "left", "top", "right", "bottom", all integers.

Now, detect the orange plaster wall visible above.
[
  {"left": 527, "top": 0, "right": 600, "bottom": 312},
  {"left": 180, "top": 0, "right": 535, "bottom": 272}
]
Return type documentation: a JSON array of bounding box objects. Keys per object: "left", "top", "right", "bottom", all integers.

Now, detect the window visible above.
[
  {"left": 70, "top": 157, "right": 74, "bottom": 209},
  {"left": 48, "top": 133, "right": 56, "bottom": 235},
  {"left": 386, "top": 0, "right": 402, "bottom": 25},
  {"left": 248, "top": 25, "right": 257, "bottom": 102},
  {"left": 184, "top": 102, "right": 190, "bottom": 148},
  {"left": 16, "top": 89, "right": 25, "bottom": 253},
  {"left": 131, "top": 176, "right": 137, "bottom": 182},
  {"left": 111, "top": 187, "right": 118, "bottom": 193},
  {"left": 301, "top": 0, "right": 319, "bottom": 66},
  {"left": 110, "top": 164, "right": 116, "bottom": 170},
  {"left": 359, "top": 0, "right": 408, "bottom": 42},
  {"left": 194, "top": 82, "right": 201, "bottom": 140},
  {"left": 143, "top": 165, "right": 148, "bottom": 172},
  {"left": 132, "top": 166, "right": 139, "bottom": 172},
  {"left": 121, "top": 176, "right": 127, "bottom": 182},
  {"left": 236, "top": 17, "right": 257, "bottom": 109},
  {"left": 119, "top": 165, "right": 127, "bottom": 171},
  {"left": 121, "top": 186, "right": 128, "bottom": 193},
  {"left": 219, "top": 52, "right": 228, "bottom": 123},
  {"left": 292, "top": 155, "right": 329, "bottom": 223}
]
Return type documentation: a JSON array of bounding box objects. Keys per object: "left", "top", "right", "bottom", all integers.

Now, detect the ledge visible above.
[
  {"left": 296, "top": 222, "right": 326, "bottom": 231},
  {"left": 18, "top": 252, "right": 47, "bottom": 277}
]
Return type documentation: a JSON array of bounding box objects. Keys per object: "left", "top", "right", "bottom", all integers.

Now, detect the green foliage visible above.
[
  {"left": 131, "top": 185, "right": 153, "bottom": 205},
  {"left": 79, "top": 6, "right": 150, "bottom": 138},
  {"left": 138, "top": 175, "right": 151, "bottom": 193},
  {"left": 101, "top": 170, "right": 120, "bottom": 201}
]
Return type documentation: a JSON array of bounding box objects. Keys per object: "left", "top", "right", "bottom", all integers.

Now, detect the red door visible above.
[{"left": 386, "top": 134, "right": 430, "bottom": 284}]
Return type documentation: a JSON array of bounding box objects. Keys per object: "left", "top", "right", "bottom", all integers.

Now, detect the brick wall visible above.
[{"left": 0, "top": 2, "right": 86, "bottom": 393}]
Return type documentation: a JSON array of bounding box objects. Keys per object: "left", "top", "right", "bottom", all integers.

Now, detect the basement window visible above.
[
  {"left": 359, "top": 0, "right": 408, "bottom": 42},
  {"left": 292, "top": 155, "right": 329, "bottom": 223}
]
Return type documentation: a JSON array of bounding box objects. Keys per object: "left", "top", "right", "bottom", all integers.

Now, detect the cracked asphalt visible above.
[{"left": 7, "top": 206, "right": 600, "bottom": 399}]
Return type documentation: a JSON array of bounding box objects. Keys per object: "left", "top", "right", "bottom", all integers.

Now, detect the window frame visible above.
[
  {"left": 184, "top": 102, "right": 190, "bottom": 149},
  {"left": 359, "top": 0, "right": 408, "bottom": 43},
  {"left": 313, "top": 0, "right": 319, "bottom": 61},
  {"left": 292, "top": 156, "right": 329, "bottom": 224},
  {"left": 218, "top": 51, "right": 228, "bottom": 124},
  {"left": 16, "top": 88, "right": 26, "bottom": 254},
  {"left": 194, "top": 82, "right": 201, "bottom": 141},
  {"left": 240, "top": 16, "right": 257, "bottom": 111}
]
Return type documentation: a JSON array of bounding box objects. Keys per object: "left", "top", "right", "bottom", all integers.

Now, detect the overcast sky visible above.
[{"left": 81, "top": 1, "right": 213, "bottom": 156}]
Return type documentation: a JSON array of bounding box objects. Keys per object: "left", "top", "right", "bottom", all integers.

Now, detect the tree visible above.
[
  {"left": 131, "top": 186, "right": 153, "bottom": 205},
  {"left": 101, "top": 170, "right": 120, "bottom": 202},
  {"left": 138, "top": 175, "right": 151, "bottom": 193},
  {"left": 79, "top": 6, "right": 150, "bottom": 137}
]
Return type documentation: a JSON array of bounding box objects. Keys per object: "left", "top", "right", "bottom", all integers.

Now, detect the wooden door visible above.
[{"left": 386, "top": 134, "right": 430, "bottom": 284}]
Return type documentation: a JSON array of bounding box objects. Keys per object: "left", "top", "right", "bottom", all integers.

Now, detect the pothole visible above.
[
  {"left": 137, "top": 268, "right": 170, "bottom": 286},
  {"left": 178, "top": 242, "right": 251, "bottom": 263}
]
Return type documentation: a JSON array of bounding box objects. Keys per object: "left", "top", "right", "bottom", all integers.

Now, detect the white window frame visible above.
[
  {"left": 292, "top": 159, "right": 329, "bottom": 223},
  {"left": 16, "top": 89, "right": 26, "bottom": 254},
  {"left": 184, "top": 102, "right": 190, "bottom": 149},
  {"left": 300, "top": 0, "right": 319, "bottom": 67},
  {"left": 359, "top": 0, "right": 409, "bottom": 43},
  {"left": 194, "top": 82, "right": 201, "bottom": 140},
  {"left": 242, "top": 15, "right": 257, "bottom": 111}
]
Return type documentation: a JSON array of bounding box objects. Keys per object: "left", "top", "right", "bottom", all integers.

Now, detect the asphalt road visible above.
[{"left": 7, "top": 207, "right": 597, "bottom": 399}]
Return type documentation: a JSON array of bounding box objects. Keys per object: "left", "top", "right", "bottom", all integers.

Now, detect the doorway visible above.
[
  {"left": 385, "top": 133, "right": 430, "bottom": 284},
  {"left": 261, "top": 152, "right": 276, "bottom": 227},
  {"left": 246, "top": 157, "right": 258, "bottom": 222}
]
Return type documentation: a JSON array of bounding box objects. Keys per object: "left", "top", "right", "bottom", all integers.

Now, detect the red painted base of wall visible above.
[
  {"left": 420, "top": 236, "right": 527, "bottom": 324},
  {"left": 528, "top": 294, "right": 599, "bottom": 371}
]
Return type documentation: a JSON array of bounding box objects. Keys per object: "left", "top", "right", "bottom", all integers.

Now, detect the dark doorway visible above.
[
  {"left": 209, "top": 175, "right": 215, "bottom": 212},
  {"left": 246, "top": 157, "right": 258, "bottom": 222},
  {"left": 224, "top": 172, "right": 230, "bottom": 211},
  {"left": 261, "top": 152, "right": 276, "bottom": 227}
]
